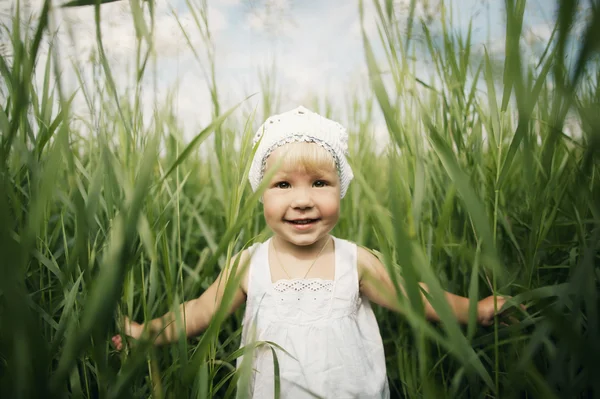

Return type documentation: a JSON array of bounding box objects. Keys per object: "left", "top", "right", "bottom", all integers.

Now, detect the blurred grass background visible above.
[{"left": 0, "top": 0, "right": 599, "bottom": 398}]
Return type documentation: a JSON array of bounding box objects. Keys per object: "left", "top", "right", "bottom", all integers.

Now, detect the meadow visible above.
[{"left": 0, "top": 0, "right": 599, "bottom": 398}]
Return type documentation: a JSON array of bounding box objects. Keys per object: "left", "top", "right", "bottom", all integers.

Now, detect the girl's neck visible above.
[{"left": 272, "top": 235, "right": 332, "bottom": 260}]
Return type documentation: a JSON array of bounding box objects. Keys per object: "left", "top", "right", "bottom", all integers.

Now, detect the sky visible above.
[{"left": 2, "top": 0, "right": 560, "bottom": 138}]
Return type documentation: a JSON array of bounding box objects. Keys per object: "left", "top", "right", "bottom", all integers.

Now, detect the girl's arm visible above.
[
  {"left": 357, "top": 246, "right": 505, "bottom": 325},
  {"left": 112, "top": 250, "right": 250, "bottom": 349}
]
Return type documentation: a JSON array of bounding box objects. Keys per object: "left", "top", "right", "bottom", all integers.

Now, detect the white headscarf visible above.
[{"left": 248, "top": 106, "right": 354, "bottom": 198}]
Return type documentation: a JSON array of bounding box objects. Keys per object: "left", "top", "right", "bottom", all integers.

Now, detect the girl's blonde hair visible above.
[{"left": 269, "top": 142, "right": 337, "bottom": 176}]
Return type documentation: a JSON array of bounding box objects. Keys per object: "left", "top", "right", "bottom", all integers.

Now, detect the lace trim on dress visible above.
[{"left": 272, "top": 278, "right": 334, "bottom": 293}]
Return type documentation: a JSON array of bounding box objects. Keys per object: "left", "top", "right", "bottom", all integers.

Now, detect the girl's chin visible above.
[{"left": 277, "top": 231, "right": 330, "bottom": 247}]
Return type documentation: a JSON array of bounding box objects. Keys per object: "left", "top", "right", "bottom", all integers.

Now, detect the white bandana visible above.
[{"left": 248, "top": 106, "right": 354, "bottom": 198}]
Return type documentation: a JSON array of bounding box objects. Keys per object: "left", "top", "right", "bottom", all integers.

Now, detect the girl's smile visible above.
[
  {"left": 286, "top": 217, "right": 319, "bottom": 224},
  {"left": 285, "top": 217, "right": 320, "bottom": 230}
]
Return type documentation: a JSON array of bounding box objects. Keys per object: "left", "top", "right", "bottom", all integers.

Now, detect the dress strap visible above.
[
  {"left": 331, "top": 237, "right": 360, "bottom": 304},
  {"left": 246, "top": 238, "right": 272, "bottom": 304}
]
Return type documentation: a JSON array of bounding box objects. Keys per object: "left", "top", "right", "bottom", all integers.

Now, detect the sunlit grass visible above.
[{"left": 0, "top": 0, "right": 599, "bottom": 398}]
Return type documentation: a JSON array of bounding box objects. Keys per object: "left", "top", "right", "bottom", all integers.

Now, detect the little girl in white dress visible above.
[
  {"left": 113, "top": 106, "right": 508, "bottom": 398},
  {"left": 238, "top": 235, "right": 388, "bottom": 398}
]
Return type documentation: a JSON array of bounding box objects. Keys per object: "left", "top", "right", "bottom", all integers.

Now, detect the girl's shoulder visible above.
[
  {"left": 235, "top": 240, "right": 269, "bottom": 294},
  {"left": 355, "top": 245, "right": 385, "bottom": 283},
  {"left": 236, "top": 239, "right": 266, "bottom": 263},
  {"left": 224, "top": 249, "right": 250, "bottom": 295},
  {"left": 330, "top": 237, "right": 382, "bottom": 282}
]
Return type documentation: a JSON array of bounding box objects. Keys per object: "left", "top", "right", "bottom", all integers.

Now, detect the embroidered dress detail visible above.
[
  {"left": 272, "top": 279, "right": 334, "bottom": 293},
  {"left": 237, "top": 236, "right": 390, "bottom": 399}
]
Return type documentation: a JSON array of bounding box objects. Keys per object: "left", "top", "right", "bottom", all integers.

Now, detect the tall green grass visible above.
[{"left": 0, "top": 0, "right": 598, "bottom": 398}]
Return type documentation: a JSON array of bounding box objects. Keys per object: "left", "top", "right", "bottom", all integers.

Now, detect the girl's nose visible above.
[{"left": 290, "top": 188, "right": 313, "bottom": 209}]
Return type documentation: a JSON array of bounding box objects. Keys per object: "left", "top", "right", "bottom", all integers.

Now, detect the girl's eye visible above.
[
  {"left": 275, "top": 182, "right": 290, "bottom": 189},
  {"left": 313, "top": 180, "right": 328, "bottom": 188}
]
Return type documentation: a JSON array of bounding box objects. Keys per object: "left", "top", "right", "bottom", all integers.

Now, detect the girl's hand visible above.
[
  {"left": 477, "top": 295, "right": 509, "bottom": 326},
  {"left": 111, "top": 316, "right": 143, "bottom": 351}
]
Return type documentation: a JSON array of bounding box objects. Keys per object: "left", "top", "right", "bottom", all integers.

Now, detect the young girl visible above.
[{"left": 112, "top": 106, "right": 507, "bottom": 398}]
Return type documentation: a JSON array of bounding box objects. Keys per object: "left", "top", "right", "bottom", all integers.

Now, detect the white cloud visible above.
[
  {"left": 524, "top": 22, "right": 553, "bottom": 45},
  {"left": 49, "top": 0, "right": 228, "bottom": 63},
  {"left": 218, "top": 0, "right": 242, "bottom": 7},
  {"left": 5, "top": 0, "right": 569, "bottom": 146},
  {"left": 243, "top": 0, "right": 294, "bottom": 36},
  {"left": 246, "top": 12, "right": 266, "bottom": 32}
]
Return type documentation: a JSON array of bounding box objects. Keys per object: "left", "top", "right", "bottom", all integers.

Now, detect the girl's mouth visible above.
[{"left": 285, "top": 218, "right": 320, "bottom": 227}]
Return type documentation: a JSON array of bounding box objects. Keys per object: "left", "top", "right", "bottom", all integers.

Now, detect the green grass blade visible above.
[{"left": 161, "top": 97, "right": 251, "bottom": 181}]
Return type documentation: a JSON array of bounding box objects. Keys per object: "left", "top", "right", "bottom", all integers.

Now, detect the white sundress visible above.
[{"left": 236, "top": 236, "right": 390, "bottom": 399}]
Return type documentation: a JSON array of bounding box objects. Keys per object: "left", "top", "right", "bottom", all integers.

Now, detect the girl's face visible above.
[{"left": 262, "top": 143, "right": 341, "bottom": 249}]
